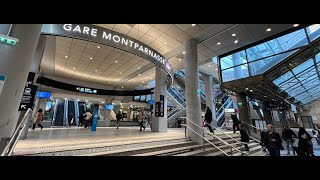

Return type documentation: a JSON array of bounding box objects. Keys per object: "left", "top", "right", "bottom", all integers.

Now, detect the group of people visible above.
[
  {"left": 116, "top": 109, "right": 152, "bottom": 131},
  {"left": 259, "top": 125, "right": 318, "bottom": 156},
  {"left": 66, "top": 110, "right": 93, "bottom": 128}
]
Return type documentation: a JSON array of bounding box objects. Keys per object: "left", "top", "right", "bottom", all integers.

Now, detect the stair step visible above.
[
  {"left": 133, "top": 144, "right": 202, "bottom": 156},
  {"left": 81, "top": 140, "right": 196, "bottom": 156},
  {"left": 231, "top": 143, "right": 261, "bottom": 156}
]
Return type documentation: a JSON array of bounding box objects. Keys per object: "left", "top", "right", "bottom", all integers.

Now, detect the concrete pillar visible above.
[
  {"left": 236, "top": 93, "right": 251, "bottom": 133},
  {"left": 74, "top": 99, "right": 79, "bottom": 125},
  {"left": 184, "top": 39, "right": 202, "bottom": 144},
  {"left": 0, "top": 24, "right": 42, "bottom": 140},
  {"left": 152, "top": 67, "right": 167, "bottom": 132},
  {"left": 203, "top": 74, "right": 216, "bottom": 127}
]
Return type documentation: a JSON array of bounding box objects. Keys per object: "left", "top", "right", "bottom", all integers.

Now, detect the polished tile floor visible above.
[{"left": 14, "top": 126, "right": 236, "bottom": 155}]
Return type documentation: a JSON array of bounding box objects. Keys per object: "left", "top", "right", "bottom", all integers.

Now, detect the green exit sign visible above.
[{"left": 0, "top": 34, "right": 19, "bottom": 46}]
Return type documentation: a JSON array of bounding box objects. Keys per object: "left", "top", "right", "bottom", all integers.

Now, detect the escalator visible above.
[{"left": 167, "top": 70, "right": 233, "bottom": 128}]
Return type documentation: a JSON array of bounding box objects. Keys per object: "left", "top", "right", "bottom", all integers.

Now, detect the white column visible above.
[
  {"left": 204, "top": 74, "right": 217, "bottom": 127},
  {"left": 184, "top": 39, "right": 202, "bottom": 144},
  {"left": 152, "top": 67, "right": 167, "bottom": 132},
  {"left": 0, "top": 24, "right": 42, "bottom": 139}
]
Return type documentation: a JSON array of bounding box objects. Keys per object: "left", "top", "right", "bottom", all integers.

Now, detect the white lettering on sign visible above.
[
  {"left": 76, "top": 87, "right": 98, "bottom": 94},
  {"left": 62, "top": 24, "right": 168, "bottom": 67}
]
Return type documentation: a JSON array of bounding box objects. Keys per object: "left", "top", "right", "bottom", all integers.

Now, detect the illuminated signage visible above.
[
  {"left": 41, "top": 24, "right": 174, "bottom": 82},
  {"left": 76, "top": 87, "right": 97, "bottom": 94},
  {"left": 0, "top": 34, "right": 19, "bottom": 45}
]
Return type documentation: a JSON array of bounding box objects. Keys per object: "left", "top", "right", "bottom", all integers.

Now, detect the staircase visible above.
[{"left": 13, "top": 131, "right": 265, "bottom": 156}]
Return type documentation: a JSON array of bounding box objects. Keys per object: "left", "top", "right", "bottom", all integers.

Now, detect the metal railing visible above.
[
  {"left": 240, "top": 121, "right": 262, "bottom": 143},
  {"left": 1, "top": 108, "right": 33, "bottom": 156},
  {"left": 181, "top": 117, "right": 243, "bottom": 156}
]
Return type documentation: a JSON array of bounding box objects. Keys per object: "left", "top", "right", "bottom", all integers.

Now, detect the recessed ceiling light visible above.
[
  {"left": 90, "top": 57, "right": 93, "bottom": 60},
  {"left": 77, "top": 99, "right": 80, "bottom": 101},
  {"left": 215, "top": 68, "right": 218, "bottom": 71},
  {"left": 250, "top": 90, "right": 253, "bottom": 92},
  {"left": 266, "top": 28, "right": 272, "bottom": 32},
  {"left": 142, "top": 81, "right": 144, "bottom": 83},
  {"left": 208, "top": 64, "right": 211, "bottom": 67},
  {"left": 234, "top": 40, "right": 238, "bottom": 43},
  {"left": 138, "top": 74, "right": 141, "bottom": 76},
  {"left": 192, "top": 24, "right": 196, "bottom": 26},
  {"left": 73, "top": 67, "right": 76, "bottom": 70},
  {"left": 183, "top": 51, "right": 185, "bottom": 54},
  {"left": 64, "top": 98, "right": 67, "bottom": 100},
  {"left": 138, "top": 67, "right": 140, "bottom": 70},
  {"left": 102, "top": 102, "right": 104, "bottom": 103},
  {"left": 217, "top": 42, "right": 221, "bottom": 45},
  {"left": 120, "top": 72, "right": 122, "bottom": 74},
  {"left": 293, "top": 24, "right": 299, "bottom": 27},
  {"left": 97, "top": 46, "right": 100, "bottom": 49},
  {"left": 150, "top": 77, "right": 152, "bottom": 80},
  {"left": 115, "top": 61, "right": 117, "bottom": 63},
  {"left": 179, "top": 59, "right": 181, "bottom": 61},
  {"left": 95, "top": 70, "right": 97, "bottom": 72},
  {"left": 122, "top": 86, "right": 124, "bottom": 89},
  {"left": 65, "top": 56, "right": 68, "bottom": 58},
  {"left": 108, "top": 81, "right": 111, "bottom": 83},
  {"left": 245, "top": 88, "right": 249, "bottom": 90},
  {"left": 232, "top": 33, "right": 236, "bottom": 37},
  {"left": 164, "top": 42, "right": 167, "bottom": 45},
  {"left": 264, "top": 96, "right": 267, "bottom": 97}
]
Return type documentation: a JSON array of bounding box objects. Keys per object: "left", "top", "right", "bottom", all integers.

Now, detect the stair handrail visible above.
[
  {"left": 1, "top": 108, "right": 33, "bottom": 156},
  {"left": 204, "top": 122, "right": 245, "bottom": 145},
  {"left": 181, "top": 117, "right": 243, "bottom": 156},
  {"left": 180, "top": 123, "right": 230, "bottom": 156}
]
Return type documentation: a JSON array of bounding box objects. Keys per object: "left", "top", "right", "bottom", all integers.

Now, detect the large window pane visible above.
[
  {"left": 316, "top": 52, "right": 320, "bottom": 63},
  {"left": 212, "top": 56, "right": 218, "bottom": 64},
  {"left": 220, "top": 51, "right": 247, "bottom": 70},
  {"left": 249, "top": 50, "right": 297, "bottom": 76},
  {"left": 222, "top": 64, "right": 249, "bottom": 82},
  {"left": 292, "top": 58, "right": 314, "bottom": 74},
  {"left": 246, "top": 29, "right": 308, "bottom": 62},
  {"left": 306, "top": 24, "right": 320, "bottom": 42},
  {"left": 273, "top": 71, "right": 294, "bottom": 86}
]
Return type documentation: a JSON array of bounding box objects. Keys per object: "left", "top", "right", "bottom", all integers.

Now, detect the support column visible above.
[
  {"left": 74, "top": 100, "right": 79, "bottom": 125},
  {"left": 0, "top": 24, "right": 42, "bottom": 141},
  {"left": 184, "top": 39, "right": 202, "bottom": 144},
  {"left": 152, "top": 67, "right": 167, "bottom": 132},
  {"left": 203, "top": 74, "right": 216, "bottom": 127},
  {"left": 236, "top": 93, "right": 251, "bottom": 133}
]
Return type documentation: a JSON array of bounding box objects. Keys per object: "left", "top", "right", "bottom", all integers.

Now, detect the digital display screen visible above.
[
  {"left": 105, "top": 104, "right": 114, "bottom": 110},
  {"left": 37, "top": 91, "right": 51, "bottom": 98}
]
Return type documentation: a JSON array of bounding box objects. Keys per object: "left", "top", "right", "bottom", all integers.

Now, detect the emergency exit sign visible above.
[{"left": 0, "top": 34, "right": 19, "bottom": 45}]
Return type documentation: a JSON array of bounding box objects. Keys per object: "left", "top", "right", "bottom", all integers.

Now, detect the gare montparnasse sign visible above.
[{"left": 41, "top": 24, "right": 174, "bottom": 80}]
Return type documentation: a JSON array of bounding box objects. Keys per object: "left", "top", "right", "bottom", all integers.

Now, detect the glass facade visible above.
[
  {"left": 220, "top": 24, "right": 319, "bottom": 83},
  {"left": 272, "top": 52, "right": 320, "bottom": 105}
]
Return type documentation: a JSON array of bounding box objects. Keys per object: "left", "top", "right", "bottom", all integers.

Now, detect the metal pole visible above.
[{"left": 203, "top": 129, "right": 206, "bottom": 151}]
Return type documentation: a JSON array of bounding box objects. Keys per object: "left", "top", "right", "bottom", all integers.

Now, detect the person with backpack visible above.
[{"left": 116, "top": 111, "right": 122, "bottom": 129}]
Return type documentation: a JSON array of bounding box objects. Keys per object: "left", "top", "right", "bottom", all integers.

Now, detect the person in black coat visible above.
[
  {"left": 204, "top": 107, "right": 214, "bottom": 133},
  {"left": 264, "top": 124, "right": 283, "bottom": 156},
  {"left": 298, "top": 127, "right": 314, "bottom": 156},
  {"left": 239, "top": 124, "right": 250, "bottom": 151},
  {"left": 231, "top": 114, "right": 240, "bottom": 133}
]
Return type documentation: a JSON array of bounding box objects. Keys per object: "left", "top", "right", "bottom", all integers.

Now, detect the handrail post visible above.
[
  {"left": 203, "top": 129, "right": 205, "bottom": 151},
  {"left": 230, "top": 147, "right": 233, "bottom": 156},
  {"left": 185, "top": 124, "right": 187, "bottom": 137}
]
